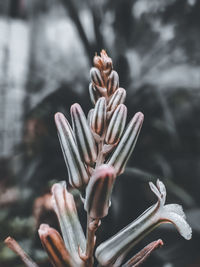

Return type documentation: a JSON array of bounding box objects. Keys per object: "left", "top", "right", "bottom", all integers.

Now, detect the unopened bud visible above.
[
  {"left": 38, "top": 224, "right": 74, "bottom": 267},
  {"left": 51, "top": 182, "right": 86, "bottom": 254},
  {"left": 91, "top": 97, "right": 106, "bottom": 136},
  {"left": 90, "top": 67, "right": 105, "bottom": 88},
  {"left": 107, "top": 112, "right": 144, "bottom": 175},
  {"left": 54, "top": 113, "right": 89, "bottom": 190},
  {"left": 84, "top": 165, "right": 116, "bottom": 218},
  {"left": 107, "top": 70, "right": 119, "bottom": 95},
  {"left": 105, "top": 104, "right": 127, "bottom": 145},
  {"left": 89, "top": 83, "right": 100, "bottom": 105},
  {"left": 107, "top": 87, "right": 126, "bottom": 111},
  {"left": 71, "top": 103, "right": 97, "bottom": 166}
]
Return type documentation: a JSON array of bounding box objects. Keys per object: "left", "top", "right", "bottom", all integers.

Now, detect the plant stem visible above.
[{"left": 85, "top": 216, "right": 100, "bottom": 267}]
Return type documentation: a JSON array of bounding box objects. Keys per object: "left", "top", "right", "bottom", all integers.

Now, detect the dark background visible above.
[{"left": 0, "top": 0, "right": 200, "bottom": 266}]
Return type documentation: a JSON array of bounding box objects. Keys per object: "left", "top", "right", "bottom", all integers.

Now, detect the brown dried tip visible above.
[
  {"left": 4, "top": 237, "right": 38, "bottom": 267},
  {"left": 93, "top": 50, "right": 112, "bottom": 74},
  {"left": 124, "top": 239, "right": 164, "bottom": 267}
]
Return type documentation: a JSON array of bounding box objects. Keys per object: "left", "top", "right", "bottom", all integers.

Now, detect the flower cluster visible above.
[{"left": 5, "top": 51, "right": 192, "bottom": 267}]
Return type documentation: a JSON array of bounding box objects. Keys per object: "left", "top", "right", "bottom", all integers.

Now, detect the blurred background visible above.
[{"left": 0, "top": 0, "right": 200, "bottom": 266}]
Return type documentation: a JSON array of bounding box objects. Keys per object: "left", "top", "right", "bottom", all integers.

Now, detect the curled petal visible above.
[
  {"left": 105, "top": 104, "right": 127, "bottom": 145},
  {"left": 84, "top": 165, "right": 116, "bottom": 219},
  {"left": 90, "top": 67, "right": 105, "bottom": 87},
  {"left": 91, "top": 97, "right": 106, "bottom": 136},
  {"left": 107, "top": 112, "right": 144, "bottom": 175},
  {"left": 107, "top": 88, "right": 126, "bottom": 112},
  {"left": 51, "top": 182, "right": 86, "bottom": 255},
  {"left": 55, "top": 112, "right": 89, "bottom": 190},
  {"left": 159, "top": 211, "right": 192, "bottom": 240},
  {"left": 71, "top": 103, "right": 97, "bottom": 166},
  {"left": 38, "top": 224, "right": 74, "bottom": 267},
  {"left": 107, "top": 70, "right": 119, "bottom": 95},
  {"left": 164, "top": 204, "right": 186, "bottom": 219}
]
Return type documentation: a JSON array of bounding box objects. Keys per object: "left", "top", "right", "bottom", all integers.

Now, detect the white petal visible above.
[
  {"left": 164, "top": 204, "right": 186, "bottom": 219},
  {"left": 160, "top": 211, "right": 192, "bottom": 240}
]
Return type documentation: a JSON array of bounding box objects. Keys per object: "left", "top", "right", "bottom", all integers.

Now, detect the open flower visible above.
[{"left": 95, "top": 179, "right": 192, "bottom": 266}]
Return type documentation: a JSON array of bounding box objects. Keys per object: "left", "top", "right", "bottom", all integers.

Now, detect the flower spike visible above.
[
  {"left": 55, "top": 112, "right": 89, "bottom": 190},
  {"left": 95, "top": 180, "right": 192, "bottom": 266},
  {"left": 71, "top": 103, "right": 97, "bottom": 166}
]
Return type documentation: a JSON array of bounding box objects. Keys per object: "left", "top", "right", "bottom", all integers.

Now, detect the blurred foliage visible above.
[{"left": 0, "top": 0, "right": 200, "bottom": 266}]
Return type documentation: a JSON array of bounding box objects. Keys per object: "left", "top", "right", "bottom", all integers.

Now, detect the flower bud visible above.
[
  {"left": 91, "top": 97, "right": 106, "bottom": 136},
  {"left": 90, "top": 67, "right": 105, "bottom": 88},
  {"left": 107, "top": 70, "right": 119, "bottom": 95},
  {"left": 54, "top": 112, "right": 89, "bottom": 190},
  {"left": 4, "top": 237, "right": 38, "bottom": 267},
  {"left": 96, "top": 180, "right": 191, "bottom": 266},
  {"left": 84, "top": 165, "right": 116, "bottom": 219},
  {"left": 38, "top": 224, "right": 74, "bottom": 267},
  {"left": 51, "top": 182, "right": 86, "bottom": 255},
  {"left": 71, "top": 103, "right": 97, "bottom": 166},
  {"left": 93, "top": 50, "right": 113, "bottom": 75},
  {"left": 107, "top": 87, "right": 126, "bottom": 111},
  {"left": 107, "top": 112, "right": 144, "bottom": 175},
  {"left": 89, "top": 83, "right": 100, "bottom": 105},
  {"left": 93, "top": 54, "right": 103, "bottom": 70},
  {"left": 105, "top": 104, "right": 127, "bottom": 145},
  {"left": 87, "top": 109, "right": 94, "bottom": 127}
]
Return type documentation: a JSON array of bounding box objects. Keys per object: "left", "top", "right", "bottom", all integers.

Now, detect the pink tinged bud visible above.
[
  {"left": 93, "top": 55, "right": 103, "bottom": 70},
  {"left": 124, "top": 239, "right": 163, "bottom": 267},
  {"left": 105, "top": 104, "right": 127, "bottom": 145},
  {"left": 71, "top": 103, "right": 97, "bottom": 166},
  {"left": 90, "top": 67, "right": 105, "bottom": 88},
  {"left": 95, "top": 180, "right": 192, "bottom": 266},
  {"left": 4, "top": 237, "right": 38, "bottom": 267},
  {"left": 107, "top": 70, "right": 119, "bottom": 95},
  {"left": 38, "top": 224, "right": 74, "bottom": 267},
  {"left": 91, "top": 97, "right": 106, "bottom": 136},
  {"left": 100, "top": 50, "right": 113, "bottom": 73},
  {"left": 54, "top": 112, "right": 89, "bottom": 190},
  {"left": 51, "top": 182, "right": 86, "bottom": 256},
  {"left": 84, "top": 165, "right": 116, "bottom": 219},
  {"left": 107, "top": 112, "right": 144, "bottom": 175},
  {"left": 107, "top": 87, "right": 126, "bottom": 111}
]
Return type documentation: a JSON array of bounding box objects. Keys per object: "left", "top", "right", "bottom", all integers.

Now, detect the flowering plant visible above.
[{"left": 5, "top": 50, "right": 192, "bottom": 267}]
